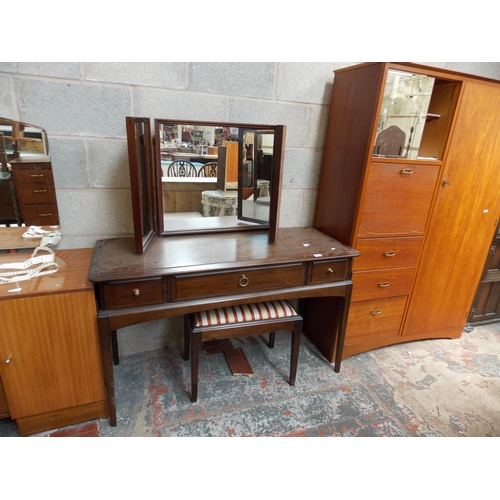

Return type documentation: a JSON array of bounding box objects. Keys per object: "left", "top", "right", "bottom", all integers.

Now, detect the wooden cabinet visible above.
[
  {"left": 10, "top": 158, "right": 60, "bottom": 226},
  {"left": 469, "top": 221, "right": 500, "bottom": 324},
  {"left": 314, "top": 62, "right": 500, "bottom": 359},
  {"left": 0, "top": 249, "right": 108, "bottom": 435}
]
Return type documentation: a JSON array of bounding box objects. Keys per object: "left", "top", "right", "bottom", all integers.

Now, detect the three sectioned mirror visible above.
[{"left": 126, "top": 117, "right": 286, "bottom": 254}]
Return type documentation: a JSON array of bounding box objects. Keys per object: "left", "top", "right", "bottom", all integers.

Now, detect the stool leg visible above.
[
  {"left": 289, "top": 321, "right": 302, "bottom": 386},
  {"left": 191, "top": 330, "right": 201, "bottom": 402},
  {"left": 268, "top": 332, "right": 276, "bottom": 348}
]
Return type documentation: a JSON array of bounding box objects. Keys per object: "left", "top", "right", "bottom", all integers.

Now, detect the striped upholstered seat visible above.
[
  {"left": 193, "top": 300, "right": 297, "bottom": 327},
  {"left": 184, "top": 300, "right": 303, "bottom": 402}
]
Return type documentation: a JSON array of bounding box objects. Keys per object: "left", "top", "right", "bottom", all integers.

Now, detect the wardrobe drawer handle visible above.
[
  {"left": 400, "top": 168, "right": 414, "bottom": 175},
  {"left": 378, "top": 282, "right": 390, "bottom": 288},
  {"left": 239, "top": 275, "right": 249, "bottom": 287},
  {"left": 384, "top": 252, "right": 396, "bottom": 257},
  {"left": 371, "top": 309, "right": 382, "bottom": 315}
]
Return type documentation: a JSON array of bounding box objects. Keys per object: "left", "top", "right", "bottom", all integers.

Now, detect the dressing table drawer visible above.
[
  {"left": 101, "top": 278, "right": 166, "bottom": 309},
  {"left": 12, "top": 165, "right": 55, "bottom": 184},
  {"left": 19, "top": 205, "right": 59, "bottom": 226},
  {"left": 308, "top": 260, "right": 349, "bottom": 284},
  {"left": 171, "top": 264, "right": 305, "bottom": 302}
]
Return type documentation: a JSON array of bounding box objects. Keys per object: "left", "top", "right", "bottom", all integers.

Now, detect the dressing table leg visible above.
[
  {"left": 190, "top": 330, "right": 201, "bottom": 402},
  {"left": 334, "top": 284, "right": 353, "bottom": 373},
  {"left": 111, "top": 330, "right": 119, "bottom": 365},
  {"left": 98, "top": 315, "right": 117, "bottom": 426}
]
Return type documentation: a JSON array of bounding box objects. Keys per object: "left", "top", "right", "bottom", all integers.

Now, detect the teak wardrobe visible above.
[{"left": 313, "top": 62, "right": 500, "bottom": 359}]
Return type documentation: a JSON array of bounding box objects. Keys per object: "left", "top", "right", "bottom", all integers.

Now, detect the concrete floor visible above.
[{"left": 1, "top": 321, "right": 500, "bottom": 437}]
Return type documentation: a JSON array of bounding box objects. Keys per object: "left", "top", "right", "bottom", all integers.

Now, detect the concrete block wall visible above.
[{"left": 1, "top": 61, "right": 500, "bottom": 354}]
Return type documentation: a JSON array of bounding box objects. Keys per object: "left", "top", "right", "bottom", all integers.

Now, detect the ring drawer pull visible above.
[
  {"left": 378, "top": 282, "right": 390, "bottom": 287},
  {"left": 239, "top": 275, "right": 249, "bottom": 287},
  {"left": 133, "top": 288, "right": 140, "bottom": 297},
  {"left": 400, "top": 168, "right": 414, "bottom": 175},
  {"left": 384, "top": 251, "right": 396, "bottom": 257},
  {"left": 371, "top": 309, "right": 382, "bottom": 315}
]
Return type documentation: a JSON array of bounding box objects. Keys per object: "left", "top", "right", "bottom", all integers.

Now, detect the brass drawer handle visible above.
[
  {"left": 38, "top": 213, "right": 53, "bottom": 217},
  {"left": 378, "top": 282, "right": 390, "bottom": 287},
  {"left": 371, "top": 309, "right": 382, "bottom": 315},
  {"left": 384, "top": 251, "right": 396, "bottom": 257},
  {"left": 29, "top": 174, "right": 45, "bottom": 177},
  {"left": 133, "top": 288, "right": 140, "bottom": 297},
  {"left": 33, "top": 189, "right": 48, "bottom": 193},
  {"left": 327, "top": 268, "right": 334, "bottom": 274},
  {"left": 239, "top": 275, "right": 249, "bottom": 287},
  {"left": 400, "top": 168, "right": 414, "bottom": 175}
]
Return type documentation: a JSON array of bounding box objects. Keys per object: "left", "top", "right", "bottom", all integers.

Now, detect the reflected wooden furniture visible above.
[
  {"left": 162, "top": 178, "right": 216, "bottom": 214},
  {"left": 89, "top": 227, "right": 359, "bottom": 426},
  {"left": 0, "top": 226, "right": 61, "bottom": 252},
  {"left": 184, "top": 300, "right": 302, "bottom": 402},
  {"left": 10, "top": 156, "right": 59, "bottom": 226},
  {"left": 314, "top": 62, "right": 500, "bottom": 359},
  {"left": 0, "top": 249, "right": 108, "bottom": 435}
]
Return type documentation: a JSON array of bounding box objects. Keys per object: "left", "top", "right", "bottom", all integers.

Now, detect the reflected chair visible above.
[
  {"left": 198, "top": 162, "right": 218, "bottom": 178},
  {"left": 167, "top": 160, "right": 197, "bottom": 177},
  {"left": 373, "top": 125, "right": 406, "bottom": 156},
  {"left": 184, "top": 300, "right": 302, "bottom": 402}
]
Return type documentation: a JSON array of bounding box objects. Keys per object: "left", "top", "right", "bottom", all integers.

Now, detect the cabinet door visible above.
[
  {"left": 0, "top": 291, "right": 105, "bottom": 418},
  {"left": 357, "top": 162, "right": 439, "bottom": 237},
  {"left": 404, "top": 81, "right": 500, "bottom": 336}
]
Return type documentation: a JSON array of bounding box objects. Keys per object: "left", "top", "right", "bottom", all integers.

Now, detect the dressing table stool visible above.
[{"left": 184, "top": 300, "right": 302, "bottom": 402}]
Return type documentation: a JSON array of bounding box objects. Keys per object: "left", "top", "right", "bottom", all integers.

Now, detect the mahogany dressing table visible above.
[{"left": 89, "top": 227, "right": 359, "bottom": 426}]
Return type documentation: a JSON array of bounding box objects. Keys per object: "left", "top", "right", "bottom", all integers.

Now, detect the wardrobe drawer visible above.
[
  {"left": 353, "top": 237, "right": 423, "bottom": 271},
  {"left": 351, "top": 267, "right": 416, "bottom": 302},
  {"left": 357, "top": 162, "right": 439, "bottom": 236},
  {"left": 171, "top": 264, "right": 305, "bottom": 302},
  {"left": 308, "top": 259, "right": 349, "bottom": 284},
  {"left": 345, "top": 295, "right": 407, "bottom": 345},
  {"left": 101, "top": 278, "right": 166, "bottom": 310}
]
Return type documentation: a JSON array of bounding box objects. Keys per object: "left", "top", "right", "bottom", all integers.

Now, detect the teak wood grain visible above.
[{"left": 0, "top": 249, "right": 108, "bottom": 434}]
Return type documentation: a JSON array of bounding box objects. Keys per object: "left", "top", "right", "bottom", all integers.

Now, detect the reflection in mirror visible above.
[
  {"left": 153, "top": 119, "right": 285, "bottom": 241},
  {"left": 0, "top": 117, "right": 61, "bottom": 251},
  {"left": 374, "top": 70, "right": 435, "bottom": 159}
]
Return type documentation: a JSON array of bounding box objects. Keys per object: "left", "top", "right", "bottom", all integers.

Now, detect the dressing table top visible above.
[{"left": 88, "top": 227, "right": 359, "bottom": 283}]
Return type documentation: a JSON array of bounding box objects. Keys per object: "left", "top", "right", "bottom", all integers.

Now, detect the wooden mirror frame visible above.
[
  {"left": 126, "top": 117, "right": 157, "bottom": 254},
  {"left": 126, "top": 117, "right": 286, "bottom": 254}
]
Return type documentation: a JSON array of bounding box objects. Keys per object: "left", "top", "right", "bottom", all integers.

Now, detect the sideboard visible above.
[{"left": 0, "top": 248, "right": 108, "bottom": 435}]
